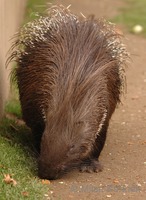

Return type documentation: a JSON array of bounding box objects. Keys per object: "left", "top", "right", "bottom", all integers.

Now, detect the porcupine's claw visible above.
[{"left": 79, "top": 158, "right": 103, "bottom": 173}]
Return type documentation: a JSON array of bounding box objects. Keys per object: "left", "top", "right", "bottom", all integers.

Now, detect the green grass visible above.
[
  {"left": 0, "top": 112, "right": 50, "bottom": 199},
  {"left": 112, "top": 0, "right": 146, "bottom": 37},
  {"left": 5, "top": 99, "right": 22, "bottom": 119}
]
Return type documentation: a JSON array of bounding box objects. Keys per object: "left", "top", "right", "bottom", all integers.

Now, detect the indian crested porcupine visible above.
[{"left": 9, "top": 5, "right": 129, "bottom": 180}]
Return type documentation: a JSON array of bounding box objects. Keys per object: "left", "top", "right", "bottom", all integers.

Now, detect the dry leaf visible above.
[
  {"left": 3, "top": 174, "right": 17, "bottom": 186},
  {"left": 42, "top": 179, "right": 51, "bottom": 185},
  {"left": 127, "top": 142, "right": 134, "bottom": 145},
  {"left": 113, "top": 179, "right": 119, "bottom": 184},
  {"left": 22, "top": 191, "right": 29, "bottom": 197},
  {"left": 12, "top": 179, "right": 17, "bottom": 186},
  {"left": 141, "top": 140, "right": 146, "bottom": 145},
  {"left": 4, "top": 174, "right": 12, "bottom": 183}
]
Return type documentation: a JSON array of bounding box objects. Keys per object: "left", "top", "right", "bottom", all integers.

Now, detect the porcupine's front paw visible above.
[{"left": 79, "top": 158, "right": 103, "bottom": 173}]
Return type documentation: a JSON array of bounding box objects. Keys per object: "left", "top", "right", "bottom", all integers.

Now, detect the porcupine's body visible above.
[{"left": 10, "top": 5, "right": 128, "bottom": 179}]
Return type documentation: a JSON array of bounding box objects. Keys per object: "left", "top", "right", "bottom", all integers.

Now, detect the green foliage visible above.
[
  {"left": 25, "top": 0, "right": 50, "bottom": 22},
  {"left": 5, "top": 99, "right": 22, "bottom": 119},
  {"left": 113, "top": 0, "right": 146, "bottom": 36},
  {"left": 0, "top": 117, "right": 49, "bottom": 200},
  {"left": 0, "top": 116, "right": 50, "bottom": 199}
]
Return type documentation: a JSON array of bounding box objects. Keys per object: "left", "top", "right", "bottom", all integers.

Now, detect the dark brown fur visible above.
[{"left": 9, "top": 5, "right": 128, "bottom": 179}]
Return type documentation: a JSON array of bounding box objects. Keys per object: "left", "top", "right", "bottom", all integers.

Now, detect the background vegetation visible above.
[{"left": 113, "top": 0, "right": 146, "bottom": 37}]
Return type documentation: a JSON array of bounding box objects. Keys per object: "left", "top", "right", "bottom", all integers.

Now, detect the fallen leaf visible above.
[
  {"left": 3, "top": 174, "right": 17, "bottom": 186},
  {"left": 3, "top": 174, "right": 12, "bottom": 183},
  {"left": 113, "top": 179, "right": 119, "bottom": 184},
  {"left": 141, "top": 140, "right": 146, "bottom": 145},
  {"left": 127, "top": 142, "right": 134, "bottom": 145},
  {"left": 42, "top": 179, "right": 51, "bottom": 185},
  {"left": 22, "top": 191, "right": 29, "bottom": 197},
  {"left": 12, "top": 179, "right": 17, "bottom": 186}
]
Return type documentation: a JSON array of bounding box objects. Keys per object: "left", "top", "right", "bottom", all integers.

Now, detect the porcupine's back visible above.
[{"left": 10, "top": 5, "right": 128, "bottom": 137}]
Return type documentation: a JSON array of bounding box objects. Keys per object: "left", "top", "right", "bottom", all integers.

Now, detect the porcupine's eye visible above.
[
  {"left": 67, "top": 144, "right": 80, "bottom": 159},
  {"left": 80, "top": 145, "right": 87, "bottom": 154},
  {"left": 69, "top": 145, "right": 75, "bottom": 154},
  {"left": 70, "top": 144, "right": 74, "bottom": 150}
]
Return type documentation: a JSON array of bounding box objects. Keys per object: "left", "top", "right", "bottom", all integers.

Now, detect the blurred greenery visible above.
[
  {"left": 5, "top": 99, "right": 22, "bottom": 119},
  {"left": 25, "top": 0, "right": 49, "bottom": 22},
  {"left": 113, "top": 0, "right": 146, "bottom": 36},
  {"left": 0, "top": 110, "right": 50, "bottom": 199}
]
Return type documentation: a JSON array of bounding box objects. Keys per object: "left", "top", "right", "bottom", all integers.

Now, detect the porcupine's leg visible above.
[{"left": 79, "top": 122, "right": 109, "bottom": 173}]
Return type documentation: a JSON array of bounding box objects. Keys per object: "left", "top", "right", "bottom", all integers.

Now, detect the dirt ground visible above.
[{"left": 45, "top": 0, "right": 146, "bottom": 199}]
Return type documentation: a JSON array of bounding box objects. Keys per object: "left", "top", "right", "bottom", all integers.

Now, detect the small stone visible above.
[
  {"left": 137, "top": 134, "right": 141, "bottom": 138},
  {"left": 113, "top": 179, "right": 119, "bottom": 184},
  {"left": 127, "top": 142, "right": 133, "bottom": 145},
  {"left": 106, "top": 194, "right": 112, "bottom": 198},
  {"left": 59, "top": 181, "right": 64, "bottom": 184},
  {"left": 137, "top": 183, "right": 142, "bottom": 187}
]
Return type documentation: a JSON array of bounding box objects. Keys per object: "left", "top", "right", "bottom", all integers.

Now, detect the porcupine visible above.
[{"left": 9, "top": 5, "right": 129, "bottom": 180}]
